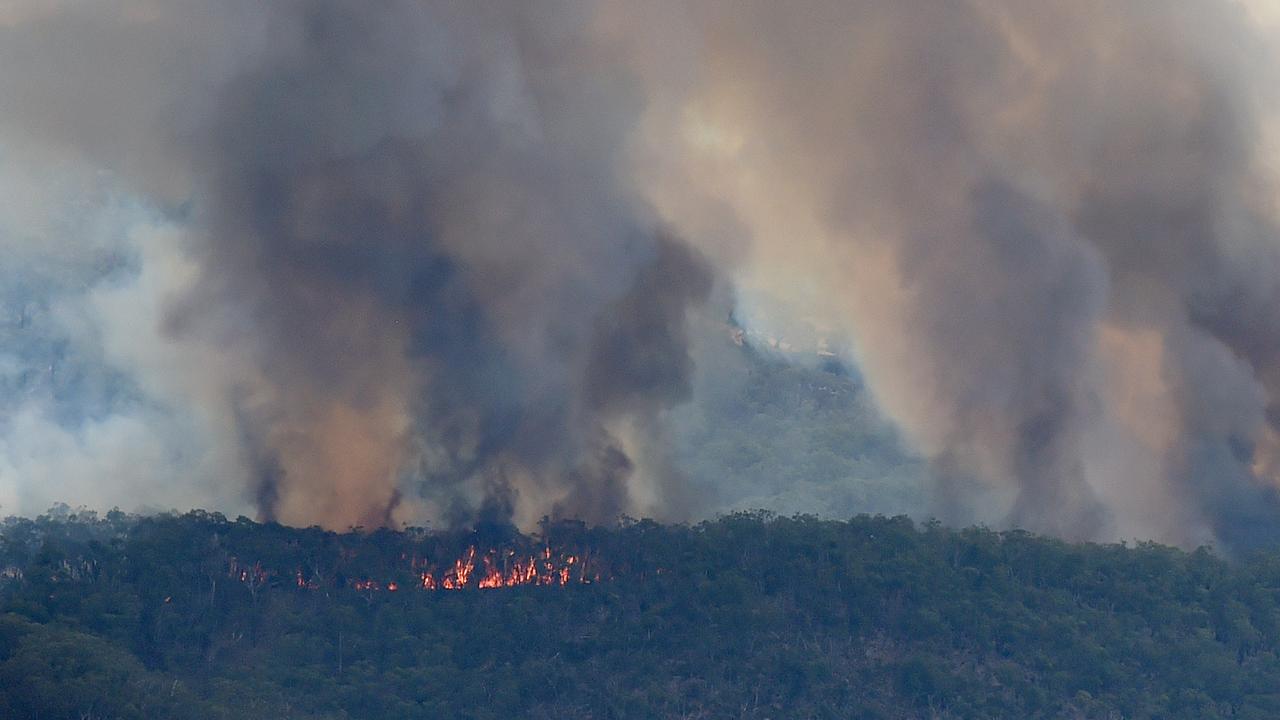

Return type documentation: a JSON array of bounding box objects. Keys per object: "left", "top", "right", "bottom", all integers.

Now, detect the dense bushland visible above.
[{"left": 4, "top": 509, "right": 1280, "bottom": 719}]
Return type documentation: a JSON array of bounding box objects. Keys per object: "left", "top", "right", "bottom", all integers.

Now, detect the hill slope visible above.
[{"left": 3, "top": 510, "right": 1280, "bottom": 719}]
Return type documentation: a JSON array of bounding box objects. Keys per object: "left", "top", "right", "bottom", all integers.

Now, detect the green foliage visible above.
[{"left": 4, "top": 510, "right": 1280, "bottom": 718}]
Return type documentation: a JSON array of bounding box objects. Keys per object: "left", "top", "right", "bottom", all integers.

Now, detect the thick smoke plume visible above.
[
  {"left": 0, "top": 0, "right": 713, "bottom": 529},
  {"left": 618, "top": 0, "right": 1280, "bottom": 548},
  {"left": 2, "top": 1, "right": 1280, "bottom": 550}
]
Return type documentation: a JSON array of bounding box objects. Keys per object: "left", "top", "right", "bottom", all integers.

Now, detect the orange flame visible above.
[
  {"left": 231, "top": 544, "right": 605, "bottom": 595},
  {"left": 441, "top": 547, "right": 476, "bottom": 590}
]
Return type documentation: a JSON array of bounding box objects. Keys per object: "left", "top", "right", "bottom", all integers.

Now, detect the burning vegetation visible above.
[
  {"left": 413, "top": 546, "right": 598, "bottom": 590},
  {"left": 227, "top": 535, "right": 606, "bottom": 595}
]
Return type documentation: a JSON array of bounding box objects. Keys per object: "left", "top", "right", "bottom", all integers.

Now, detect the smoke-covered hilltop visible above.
[
  {"left": 674, "top": 337, "right": 927, "bottom": 520},
  {"left": 2, "top": 1, "right": 1280, "bottom": 550}
]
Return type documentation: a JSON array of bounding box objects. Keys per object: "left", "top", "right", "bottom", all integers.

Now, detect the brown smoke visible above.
[
  {"left": 617, "top": 0, "right": 1280, "bottom": 548},
  {"left": 3, "top": 1, "right": 1280, "bottom": 550}
]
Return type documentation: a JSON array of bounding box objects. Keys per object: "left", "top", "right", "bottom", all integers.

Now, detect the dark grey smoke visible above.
[
  {"left": 187, "top": 2, "right": 716, "bottom": 528},
  {"left": 0, "top": 0, "right": 715, "bottom": 529}
]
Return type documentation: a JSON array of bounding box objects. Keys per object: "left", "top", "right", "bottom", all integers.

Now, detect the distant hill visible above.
[
  {"left": 674, "top": 340, "right": 928, "bottom": 520},
  {"left": 4, "top": 510, "right": 1280, "bottom": 719}
]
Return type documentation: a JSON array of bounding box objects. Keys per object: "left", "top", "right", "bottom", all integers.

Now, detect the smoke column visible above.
[
  {"left": 2, "top": 1, "right": 1280, "bottom": 550},
  {"left": 0, "top": 1, "right": 714, "bottom": 530},
  {"left": 619, "top": 0, "right": 1280, "bottom": 548}
]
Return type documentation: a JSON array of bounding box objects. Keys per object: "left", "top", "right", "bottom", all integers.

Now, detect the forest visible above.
[{"left": 5, "top": 508, "right": 1280, "bottom": 719}]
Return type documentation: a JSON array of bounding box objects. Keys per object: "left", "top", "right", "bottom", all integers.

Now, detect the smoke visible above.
[
  {"left": 3, "top": 1, "right": 1280, "bottom": 549},
  {"left": 0, "top": 0, "right": 714, "bottom": 529},
  {"left": 616, "top": 0, "right": 1280, "bottom": 548}
]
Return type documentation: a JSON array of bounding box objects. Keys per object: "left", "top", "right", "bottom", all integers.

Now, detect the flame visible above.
[
  {"left": 413, "top": 546, "right": 599, "bottom": 590},
  {"left": 229, "top": 558, "right": 269, "bottom": 587},
  {"left": 229, "top": 544, "right": 606, "bottom": 594},
  {"left": 478, "top": 555, "right": 503, "bottom": 589},
  {"left": 441, "top": 546, "right": 476, "bottom": 589},
  {"left": 474, "top": 550, "right": 571, "bottom": 589}
]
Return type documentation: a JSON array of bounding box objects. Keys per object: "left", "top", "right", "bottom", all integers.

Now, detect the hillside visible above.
[
  {"left": 674, "top": 342, "right": 928, "bottom": 520},
  {"left": 4, "top": 510, "right": 1280, "bottom": 719}
]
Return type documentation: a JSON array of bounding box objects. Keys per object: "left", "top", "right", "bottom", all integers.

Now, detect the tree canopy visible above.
[{"left": 4, "top": 509, "right": 1280, "bottom": 718}]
